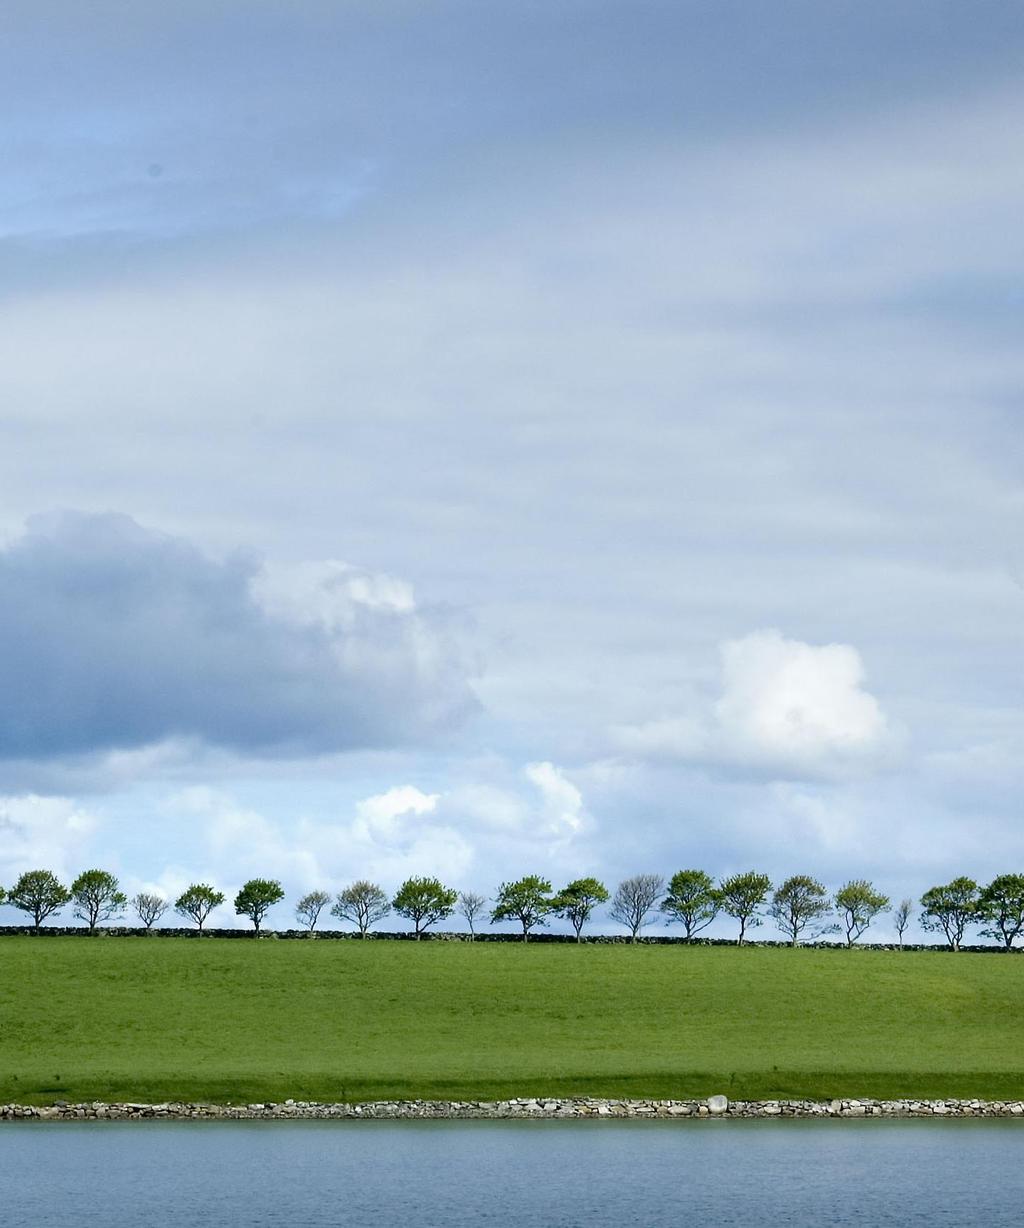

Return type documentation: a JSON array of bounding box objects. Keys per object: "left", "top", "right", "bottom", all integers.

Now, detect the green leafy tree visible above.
[
  {"left": 331, "top": 881, "right": 391, "bottom": 937},
  {"left": 295, "top": 890, "right": 330, "bottom": 931},
  {"left": 458, "top": 891, "right": 486, "bottom": 939},
  {"left": 8, "top": 869, "right": 71, "bottom": 930},
  {"left": 175, "top": 883, "right": 226, "bottom": 934},
  {"left": 392, "top": 876, "right": 458, "bottom": 939},
  {"left": 234, "top": 878, "right": 285, "bottom": 935},
  {"left": 490, "top": 876, "right": 554, "bottom": 942},
  {"left": 919, "top": 877, "right": 980, "bottom": 951},
  {"left": 609, "top": 874, "right": 665, "bottom": 942},
  {"left": 719, "top": 871, "right": 771, "bottom": 945},
  {"left": 769, "top": 875, "right": 831, "bottom": 947},
  {"left": 893, "top": 898, "right": 913, "bottom": 949},
  {"left": 132, "top": 892, "right": 168, "bottom": 930},
  {"left": 71, "top": 869, "right": 127, "bottom": 932},
  {"left": 662, "top": 869, "right": 721, "bottom": 941},
  {"left": 978, "top": 875, "right": 1024, "bottom": 950},
  {"left": 553, "top": 877, "right": 610, "bottom": 942},
  {"left": 0, "top": 885, "right": 5, "bottom": 906},
  {"left": 834, "top": 880, "right": 890, "bottom": 947}
]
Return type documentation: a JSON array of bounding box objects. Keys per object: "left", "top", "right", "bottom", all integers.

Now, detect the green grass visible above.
[{"left": 1, "top": 937, "right": 1023, "bottom": 1105}]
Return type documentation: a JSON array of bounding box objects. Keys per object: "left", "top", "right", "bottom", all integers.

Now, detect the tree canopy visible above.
[
  {"left": 392, "top": 877, "right": 458, "bottom": 938},
  {"left": 662, "top": 869, "right": 721, "bottom": 941},
  {"left": 8, "top": 869, "right": 71, "bottom": 929},
  {"left": 920, "top": 878, "right": 980, "bottom": 951},
  {"left": 234, "top": 879, "right": 285, "bottom": 935},
  {"left": 331, "top": 881, "right": 391, "bottom": 937},
  {"left": 553, "top": 878, "right": 609, "bottom": 941},
  {"left": 71, "top": 869, "right": 127, "bottom": 932},
  {"left": 978, "top": 875, "right": 1024, "bottom": 950},
  {"left": 295, "top": 890, "right": 330, "bottom": 931},
  {"left": 719, "top": 872, "right": 772, "bottom": 945},
  {"left": 491, "top": 876, "right": 553, "bottom": 941},
  {"left": 174, "top": 883, "right": 226, "bottom": 934},
  {"left": 834, "top": 880, "right": 890, "bottom": 946},
  {"left": 769, "top": 875, "right": 830, "bottom": 947}
]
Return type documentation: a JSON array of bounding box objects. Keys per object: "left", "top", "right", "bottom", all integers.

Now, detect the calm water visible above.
[{"left": 3, "top": 1119, "right": 1022, "bottom": 1226}]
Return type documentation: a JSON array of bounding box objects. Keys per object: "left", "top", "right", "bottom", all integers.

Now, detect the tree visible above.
[
  {"left": 553, "top": 877, "right": 609, "bottom": 942},
  {"left": 331, "top": 881, "right": 390, "bottom": 937},
  {"left": 769, "top": 875, "right": 830, "bottom": 947},
  {"left": 295, "top": 890, "right": 330, "bottom": 932},
  {"left": 893, "top": 898, "right": 913, "bottom": 949},
  {"left": 979, "top": 875, "right": 1024, "bottom": 951},
  {"left": 719, "top": 871, "right": 771, "bottom": 945},
  {"left": 71, "top": 869, "right": 127, "bottom": 932},
  {"left": 490, "top": 876, "right": 553, "bottom": 942},
  {"left": 458, "top": 891, "right": 486, "bottom": 939},
  {"left": 919, "top": 877, "right": 980, "bottom": 951},
  {"left": 0, "top": 885, "right": 5, "bottom": 906},
  {"left": 662, "top": 869, "right": 721, "bottom": 941},
  {"left": 392, "top": 876, "right": 458, "bottom": 939},
  {"left": 834, "top": 880, "right": 890, "bottom": 947},
  {"left": 175, "top": 883, "right": 226, "bottom": 934},
  {"left": 8, "top": 870, "right": 71, "bottom": 930},
  {"left": 234, "top": 878, "right": 285, "bottom": 936},
  {"left": 132, "top": 892, "right": 168, "bottom": 930},
  {"left": 609, "top": 874, "right": 665, "bottom": 942}
]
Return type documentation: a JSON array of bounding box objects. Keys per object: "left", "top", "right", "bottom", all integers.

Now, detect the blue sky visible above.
[{"left": 1, "top": 1, "right": 1022, "bottom": 936}]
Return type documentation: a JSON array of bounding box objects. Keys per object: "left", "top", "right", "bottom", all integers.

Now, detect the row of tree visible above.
[{"left": 1, "top": 869, "right": 1022, "bottom": 950}]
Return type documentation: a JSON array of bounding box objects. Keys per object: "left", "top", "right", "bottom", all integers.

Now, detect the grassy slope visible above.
[{"left": 1, "top": 937, "right": 1022, "bottom": 1105}]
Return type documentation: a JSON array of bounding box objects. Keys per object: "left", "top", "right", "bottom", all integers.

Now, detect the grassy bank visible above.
[{"left": 1, "top": 937, "right": 1022, "bottom": 1105}]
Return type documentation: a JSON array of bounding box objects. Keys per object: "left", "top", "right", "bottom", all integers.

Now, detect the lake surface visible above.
[{"left": 3, "top": 1119, "right": 1022, "bottom": 1226}]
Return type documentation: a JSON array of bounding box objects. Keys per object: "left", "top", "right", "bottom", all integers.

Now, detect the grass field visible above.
[{"left": 2, "top": 937, "right": 1023, "bottom": 1105}]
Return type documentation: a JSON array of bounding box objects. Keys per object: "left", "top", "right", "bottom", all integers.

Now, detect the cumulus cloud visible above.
[
  {"left": 0, "top": 793, "right": 98, "bottom": 883},
  {"left": 153, "top": 760, "right": 590, "bottom": 924},
  {"left": 523, "top": 761, "right": 587, "bottom": 838},
  {"left": 0, "top": 511, "right": 478, "bottom": 761},
  {"left": 172, "top": 781, "right": 472, "bottom": 899},
  {"left": 616, "top": 629, "right": 900, "bottom": 780}
]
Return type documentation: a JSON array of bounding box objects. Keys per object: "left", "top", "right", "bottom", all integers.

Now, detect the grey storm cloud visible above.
[{"left": 0, "top": 512, "right": 478, "bottom": 759}]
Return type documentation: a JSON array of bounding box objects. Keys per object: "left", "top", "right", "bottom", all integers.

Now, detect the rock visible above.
[{"left": 707, "top": 1095, "right": 728, "bottom": 1114}]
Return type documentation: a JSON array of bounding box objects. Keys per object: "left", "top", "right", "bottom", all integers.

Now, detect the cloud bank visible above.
[{"left": 0, "top": 512, "right": 477, "bottom": 760}]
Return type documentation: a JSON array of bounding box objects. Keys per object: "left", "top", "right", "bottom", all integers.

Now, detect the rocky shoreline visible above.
[{"left": 3, "top": 1096, "right": 1024, "bottom": 1121}]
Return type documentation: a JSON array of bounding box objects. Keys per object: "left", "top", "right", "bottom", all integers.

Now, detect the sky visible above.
[{"left": 1, "top": 0, "right": 1022, "bottom": 938}]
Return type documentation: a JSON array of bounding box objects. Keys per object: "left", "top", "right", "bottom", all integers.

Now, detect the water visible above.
[{"left": 3, "top": 1119, "right": 1023, "bottom": 1226}]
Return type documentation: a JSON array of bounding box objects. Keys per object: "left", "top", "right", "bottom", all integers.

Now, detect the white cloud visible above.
[
  {"left": 524, "top": 761, "right": 586, "bottom": 837},
  {"left": 352, "top": 784, "right": 440, "bottom": 843},
  {"left": 616, "top": 629, "right": 900, "bottom": 780},
  {"left": 251, "top": 559, "right": 416, "bottom": 630},
  {"left": 168, "top": 781, "right": 471, "bottom": 916},
  {"left": 0, "top": 793, "right": 99, "bottom": 884}
]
